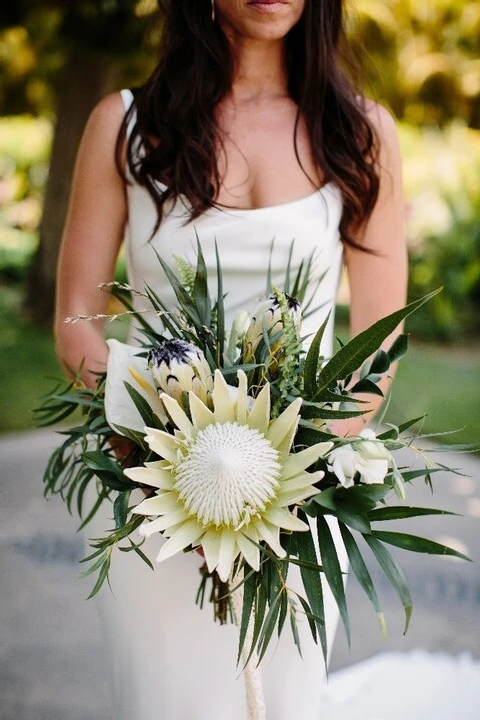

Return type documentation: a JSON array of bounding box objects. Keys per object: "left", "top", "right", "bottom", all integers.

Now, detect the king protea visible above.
[{"left": 124, "top": 369, "right": 332, "bottom": 582}]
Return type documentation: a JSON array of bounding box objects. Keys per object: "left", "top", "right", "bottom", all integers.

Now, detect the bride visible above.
[{"left": 54, "top": 1, "right": 406, "bottom": 718}]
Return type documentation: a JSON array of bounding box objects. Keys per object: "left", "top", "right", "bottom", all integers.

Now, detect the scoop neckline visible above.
[{"left": 214, "top": 182, "right": 335, "bottom": 215}]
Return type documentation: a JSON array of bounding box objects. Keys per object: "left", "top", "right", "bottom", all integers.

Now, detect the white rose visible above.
[
  {"left": 328, "top": 432, "right": 390, "bottom": 488},
  {"left": 355, "top": 429, "right": 392, "bottom": 461},
  {"left": 355, "top": 455, "right": 389, "bottom": 485},
  {"left": 327, "top": 445, "right": 357, "bottom": 489}
]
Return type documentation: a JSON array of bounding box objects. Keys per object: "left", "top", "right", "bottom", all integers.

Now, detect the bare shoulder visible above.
[
  {"left": 362, "top": 99, "right": 401, "bottom": 164},
  {"left": 75, "top": 92, "right": 127, "bottom": 176},
  {"left": 84, "top": 92, "right": 125, "bottom": 142}
]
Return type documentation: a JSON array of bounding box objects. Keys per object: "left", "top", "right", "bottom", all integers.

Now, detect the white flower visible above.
[
  {"left": 327, "top": 445, "right": 357, "bottom": 489},
  {"left": 328, "top": 431, "right": 391, "bottom": 488},
  {"left": 105, "top": 339, "right": 167, "bottom": 435},
  {"left": 355, "top": 429, "right": 392, "bottom": 461},
  {"left": 148, "top": 339, "right": 213, "bottom": 407},
  {"left": 244, "top": 293, "right": 302, "bottom": 360},
  {"left": 124, "top": 369, "right": 333, "bottom": 582},
  {"left": 231, "top": 310, "right": 250, "bottom": 340}
]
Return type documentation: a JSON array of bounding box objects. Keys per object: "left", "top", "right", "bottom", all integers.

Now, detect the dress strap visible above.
[{"left": 120, "top": 88, "right": 137, "bottom": 139}]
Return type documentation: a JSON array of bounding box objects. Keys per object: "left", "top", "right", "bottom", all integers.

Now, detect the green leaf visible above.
[
  {"left": 128, "top": 538, "right": 154, "bottom": 570},
  {"left": 86, "top": 555, "right": 111, "bottom": 599},
  {"left": 238, "top": 568, "right": 256, "bottom": 665},
  {"left": 112, "top": 425, "right": 147, "bottom": 450},
  {"left": 388, "top": 334, "right": 409, "bottom": 362},
  {"left": 193, "top": 234, "right": 212, "bottom": 327},
  {"left": 312, "top": 489, "right": 372, "bottom": 534},
  {"left": 371, "top": 530, "right": 471, "bottom": 561},
  {"left": 377, "top": 416, "right": 426, "bottom": 440},
  {"left": 316, "top": 515, "right": 350, "bottom": 645},
  {"left": 245, "top": 578, "right": 268, "bottom": 666},
  {"left": 113, "top": 490, "right": 132, "bottom": 528},
  {"left": 257, "top": 592, "right": 282, "bottom": 664},
  {"left": 295, "top": 594, "right": 318, "bottom": 643},
  {"left": 301, "top": 405, "right": 368, "bottom": 421},
  {"left": 385, "top": 467, "right": 443, "bottom": 483},
  {"left": 339, "top": 523, "right": 386, "bottom": 638},
  {"left": 214, "top": 240, "right": 225, "bottom": 363},
  {"left": 350, "top": 378, "right": 384, "bottom": 397},
  {"left": 277, "top": 587, "right": 289, "bottom": 639},
  {"left": 312, "top": 290, "right": 441, "bottom": 400},
  {"left": 153, "top": 248, "right": 202, "bottom": 327},
  {"left": 123, "top": 381, "right": 164, "bottom": 430},
  {"left": 370, "top": 349, "right": 391, "bottom": 374},
  {"left": 283, "top": 240, "right": 294, "bottom": 295},
  {"left": 304, "top": 312, "right": 331, "bottom": 397},
  {"left": 266, "top": 238, "right": 275, "bottom": 294},
  {"left": 295, "top": 516, "right": 327, "bottom": 663},
  {"left": 82, "top": 451, "right": 136, "bottom": 492},
  {"left": 368, "top": 506, "right": 457, "bottom": 522},
  {"left": 363, "top": 534, "right": 412, "bottom": 633}
]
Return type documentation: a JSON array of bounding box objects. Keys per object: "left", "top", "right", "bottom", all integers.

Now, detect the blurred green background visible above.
[{"left": 0, "top": 0, "right": 479, "bottom": 440}]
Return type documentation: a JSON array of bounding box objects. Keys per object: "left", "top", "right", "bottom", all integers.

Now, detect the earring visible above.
[{"left": 211, "top": 0, "right": 215, "bottom": 22}]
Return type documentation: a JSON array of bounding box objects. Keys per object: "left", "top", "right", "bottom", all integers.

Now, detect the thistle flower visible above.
[
  {"left": 125, "top": 369, "right": 332, "bottom": 582},
  {"left": 148, "top": 339, "right": 213, "bottom": 407},
  {"left": 243, "top": 293, "right": 302, "bottom": 361}
]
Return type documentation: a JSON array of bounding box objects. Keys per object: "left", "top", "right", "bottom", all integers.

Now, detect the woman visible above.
[{"left": 55, "top": 1, "right": 407, "bottom": 718}]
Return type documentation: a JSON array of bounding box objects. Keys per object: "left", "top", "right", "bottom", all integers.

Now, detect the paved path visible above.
[{"left": 1, "top": 429, "right": 479, "bottom": 719}]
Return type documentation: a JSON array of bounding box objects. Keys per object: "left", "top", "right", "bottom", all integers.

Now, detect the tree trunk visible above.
[{"left": 23, "top": 45, "right": 118, "bottom": 325}]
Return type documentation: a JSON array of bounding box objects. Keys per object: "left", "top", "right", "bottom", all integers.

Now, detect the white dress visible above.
[{"left": 87, "top": 88, "right": 348, "bottom": 720}]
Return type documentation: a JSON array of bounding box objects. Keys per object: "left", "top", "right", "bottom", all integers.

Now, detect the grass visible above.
[{"left": 0, "top": 286, "right": 479, "bottom": 444}]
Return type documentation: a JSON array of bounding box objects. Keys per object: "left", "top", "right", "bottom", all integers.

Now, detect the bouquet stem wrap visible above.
[{"left": 231, "top": 574, "right": 266, "bottom": 720}]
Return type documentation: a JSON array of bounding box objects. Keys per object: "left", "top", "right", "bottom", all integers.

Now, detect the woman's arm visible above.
[
  {"left": 54, "top": 93, "right": 127, "bottom": 388},
  {"left": 332, "top": 104, "right": 408, "bottom": 436}
]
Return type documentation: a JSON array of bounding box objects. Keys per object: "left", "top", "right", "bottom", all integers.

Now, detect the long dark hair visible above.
[{"left": 116, "top": 0, "right": 380, "bottom": 249}]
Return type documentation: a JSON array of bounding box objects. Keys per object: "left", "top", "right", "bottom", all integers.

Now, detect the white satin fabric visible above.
[{"left": 86, "top": 89, "right": 348, "bottom": 720}]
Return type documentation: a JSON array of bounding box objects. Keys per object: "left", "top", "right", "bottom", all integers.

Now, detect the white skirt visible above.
[{"left": 86, "top": 486, "right": 347, "bottom": 720}]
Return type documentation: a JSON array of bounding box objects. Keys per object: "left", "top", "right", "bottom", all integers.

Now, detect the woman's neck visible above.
[{"left": 225, "top": 34, "right": 289, "bottom": 104}]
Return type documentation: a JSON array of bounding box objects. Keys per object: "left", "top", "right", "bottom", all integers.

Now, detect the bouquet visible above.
[{"left": 38, "top": 241, "right": 470, "bottom": 708}]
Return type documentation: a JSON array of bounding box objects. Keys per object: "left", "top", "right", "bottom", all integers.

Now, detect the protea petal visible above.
[
  {"left": 201, "top": 527, "right": 222, "bottom": 574},
  {"left": 252, "top": 518, "right": 286, "bottom": 558},
  {"left": 139, "top": 509, "right": 189, "bottom": 537},
  {"left": 236, "top": 530, "right": 260, "bottom": 572},
  {"left": 133, "top": 492, "right": 178, "bottom": 516},
  {"left": 277, "top": 486, "right": 318, "bottom": 507},
  {"left": 160, "top": 393, "right": 194, "bottom": 435},
  {"left": 280, "top": 471, "right": 324, "bottom": 493},
  {"left": 281, "top": 442, "right": 334, "bottom": 479},
  {"left": 156, "top": 519, "right": 204, "bottom": 562},
  {"left": 212, "top": 370, "right": 235, "bottom": 423},
  {"left": 189, "top": 391, "right": 215, "bottom": 431},
  {"left": 144, "top": 427, "right": 180, "bottom": 463},
  {"left": 217, "top": 529, "right": 238, "bottom": 582},
  {"left": 266, "top": 397, "right": 302, "bottom": 449},
  {"left": 247, "top": 383, "right": 270, "bottom": 436},
  {"left": 236, "top": 370, "right": 248, "bottom": 425},
  {"left": 263, "top": 506, "right": 309, "bottom": 532},
  {"left": 123, "top": 465, "right": 174, "bottom": 490}
]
